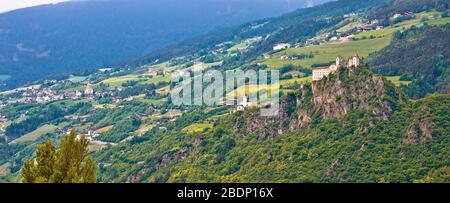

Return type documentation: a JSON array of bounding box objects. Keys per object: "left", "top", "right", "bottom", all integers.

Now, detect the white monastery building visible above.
[{"left": 312, "top": 54, "right": 363, "bottom": 81}]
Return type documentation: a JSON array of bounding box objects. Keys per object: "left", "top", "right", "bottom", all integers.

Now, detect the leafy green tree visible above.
[{"left": 21, "top": 130, "right": 97, "bottom": 183}]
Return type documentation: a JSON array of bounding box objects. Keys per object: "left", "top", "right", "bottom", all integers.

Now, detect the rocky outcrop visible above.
[
  {"left": 237, "top": 66, "right": 404, "bottom": 139},
  {"left": 402, "top": 109, "right": 436, "bottom": 145},
  {"left": 326, "top": 159, "right": 341, "bottom": 177},
  {"left": 126, "top": 139, "right": 202, "bottom": 182},
  {"left": 237, "top": 97, "right": 295, "bottom": 139},
  {"left": 126, "top": 167, "right": 149, "bottom": 183},
  {"left": 312, "top": 66, "right": 404, "bottom": 120}
]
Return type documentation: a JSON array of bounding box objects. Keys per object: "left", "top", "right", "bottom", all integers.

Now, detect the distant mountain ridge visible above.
[
  {"left": 119, "top": 0, "right": 387, "bottom": 68},
  {"left": 0, "top": 0, "right": 330, "bottom": 89}
]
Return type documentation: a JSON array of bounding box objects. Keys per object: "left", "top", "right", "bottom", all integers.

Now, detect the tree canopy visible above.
[{"left": 21, "top": 130, "right": 97, "bottom": 183}]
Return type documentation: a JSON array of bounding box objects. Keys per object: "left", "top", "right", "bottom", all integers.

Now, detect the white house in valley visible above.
[{"left": 273, "top": 43, "right": 291, "bottom": 51}]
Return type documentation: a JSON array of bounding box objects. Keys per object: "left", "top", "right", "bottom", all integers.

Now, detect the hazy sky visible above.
[
  {"left": 0, "top": 0, "right": 317, "bottom": 14},
  {"left": 0, "top": 0, "right": 72, "bottom": 13}
]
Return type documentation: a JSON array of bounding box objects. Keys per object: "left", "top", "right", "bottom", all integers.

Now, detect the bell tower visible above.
[{"left": 336, "top": 56, "right": 344, "bottom": 68}]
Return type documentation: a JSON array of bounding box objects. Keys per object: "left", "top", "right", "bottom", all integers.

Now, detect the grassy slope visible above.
[
  {"left": 262, "top": 11, "right": 450, "bottom": 69},
  {"left": 183, "top": 123, "right": 214, "bottom": 134},
  {"left": 386, "top": 76, "right": 412, "bottom": 87},
  {"left": 264, "top": 34, "right": 391, "bottom": 69},
  {"left": 8, "top": 124, "right": 58, "bottom": 145}
]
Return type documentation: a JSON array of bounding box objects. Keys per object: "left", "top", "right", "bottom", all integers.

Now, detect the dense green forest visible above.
[
  {"left": 4, "top": 102, "right": 92, "bottom": 140},
  {"left": 0, "top": 142, "right": 9, "bottom": 164},
  {"left": 369, "top": 24, "right": 450, "bottom": 99}
]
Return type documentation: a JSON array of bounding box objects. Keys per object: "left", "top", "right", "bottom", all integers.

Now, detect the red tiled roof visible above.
[{"left": 313, "top": 66, "right": 330, "bottom": 70}]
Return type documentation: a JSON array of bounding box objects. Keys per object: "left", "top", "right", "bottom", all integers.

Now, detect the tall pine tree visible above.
[{"left": 21, "top": 130, "right": 97, "bottom": 183}]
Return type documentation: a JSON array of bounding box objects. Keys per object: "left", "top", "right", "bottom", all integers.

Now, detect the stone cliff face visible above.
[
  {"left": 402, "top": 109, "right": 436, "bottom": 145},
  {"left": 311, "top": 66, "right": 404, "bottom": 120},
  {"left": 237, "top": 66, "right": 405, "bottom": 138}
]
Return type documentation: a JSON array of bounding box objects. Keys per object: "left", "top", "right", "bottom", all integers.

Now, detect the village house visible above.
[
  {"left": 344, "top": 13, "right": 356, "bottom": 19},
  {"left": 273, "top": 43, "right": 291, "bottom": 51},
  {"left": 99, "top": 68, "right": 113, "bottom": 72},
  {"left": 146, "top": 68, "right": 161, "bottom": 77},
  {"left": 87, "top": 129, "right": 100, "bottom": 138},
  {"left": 304, "top": 39, "right": 316, "bottom": 46},
  {"left": 393, "top": 12, "right": 413, "bottom": 19},
  {"left": 312, "top": 54, "right": 363, "bottom": 81},
  {"left": 280, "top": 54, "right": 289, "bottom": 61},
  {"left": 63, "top": 91, "right": 78, "bottom": 100},
  {"left": 359, "top": 24, "right": 375, "bottom": 32},
  {"left": 19, "top": 86, "right": 66, "bottom": 104},
  {"left": 112, "top": 97, "right": 123, "bottom": 103},
  {"left": 329, "top": 36, "right": 339, "bottom": 41}
]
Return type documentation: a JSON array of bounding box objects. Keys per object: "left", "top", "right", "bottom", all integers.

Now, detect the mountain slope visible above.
[
  {"left": 0, "top": 0, "right": 448, "bottom": 183},
  {"left": 369, "top": 24, "right": 450, "bottom": 99},
  {"left": 0, "top": 0, "right": 330, "bottom": 89},
  {"left": 119, "top": 0, "right": 388, "bottom": 68},
  {"left": 94, "top": 66, "right": 448, "bottom": 183}
]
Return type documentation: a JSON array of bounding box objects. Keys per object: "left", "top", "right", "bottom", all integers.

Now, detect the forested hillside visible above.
[
  {"left": 95, "top": 67, "right": 449, "bottom": 183},
  {"left": 0, "top": 0, "right": 448, "bottom": 183},
  {"left": 371, "top": 0, "right": 449, "bottom": 23},
  {"left": 369, "top": 24, "right": 450, "bottom": 99}
]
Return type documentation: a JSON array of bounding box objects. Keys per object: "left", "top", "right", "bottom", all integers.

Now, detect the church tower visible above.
[
  {"left": 84, "top": 83, "right": 94, "bottom": 96},
  {"left": 336, "top": 56, "right": 345, "bottom": 68},
  {"left": 348, "top": 53, "right": 362, "bottom": 67}
]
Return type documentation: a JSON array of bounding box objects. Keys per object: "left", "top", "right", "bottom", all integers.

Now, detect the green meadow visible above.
[
  {"left": 183, "top": 123, "right": 213, "bottom": 134},
  {"left": 264, "top": 36, "right": 391, "bottom": 69},
  {"left": 68, "top": 76, "right": 87, "bottom": 83},
  {"left": 263, "top": 11, "right": 450, "bottom": 69},
  {"left": 386, "top": 76, "right": 412, "bottom": 87}
]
